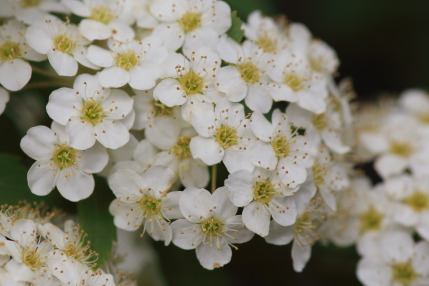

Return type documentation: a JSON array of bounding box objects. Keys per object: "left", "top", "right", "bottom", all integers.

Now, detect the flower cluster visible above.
[
  {"left": 0, "top": 202, "right": 137, "bottom": 285},
  {"left": 2, "top": 0, "right": 354, "bottom": 276},
  {"left": 322, "top": 89, "right": 429, "bottom": 286}
]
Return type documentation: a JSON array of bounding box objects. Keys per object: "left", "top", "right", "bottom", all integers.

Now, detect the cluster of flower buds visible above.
[
  {"left": 323, "top": 89, "right": 429, "bottom": 286},
  {"left": 0, "top": 202, "right": 138, "bottom": 285},
  {"left": 1, "top": 0, "right": 355, "bottom": 277}
]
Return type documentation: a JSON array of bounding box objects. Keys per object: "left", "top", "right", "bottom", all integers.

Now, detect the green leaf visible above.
[
  {"left": 227, "top": 11, "right": 245, "bottom": 43},
  {"left": 77, "top": 175, "right": 116, "bottom": 268},
  {"left": 0, "top": 152, "right": 43, "bottom": 205}
]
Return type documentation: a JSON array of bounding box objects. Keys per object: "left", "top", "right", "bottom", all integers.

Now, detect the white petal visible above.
[
  {"left": 94, "top": 120, "right": 130, "bottom": 149},
  {"left": 103, "top": 89, "right": 134, "bottom": 120},
  {"left": 381, "top": 230, "right": 414, "bottom": 263},
  {"left": 291, "top": 240, "right": 312, "bottom": 272},
  {"left": 251, "top": 141, "right": 278, "bottom": 170},
  {"left": 215, "top": 66, "right": 247, "bottom": 102},
  {"left": 109, "top": 200, "right": 143, "bottom": 231},
  {"left": 27, "top": 161, "right": 56, "bottom": 196},
  {"left": 0, "top": 59, "right": 31, "bottom": 91},
  {"left": 129, "top": 65, "right": 159, "bottom": 90},
  {"left": 245, "top": 85, "right": 272, "bottom": 113},
  {"left": 25, "top": 26, "right": 52, "bottom": 54},
  {"left": 79, "top": 19, "right": 111, "bottom": 40},
  {"left": 171, "top": 219, "right": 202, "bottom": 249},
  {"left": 47, "top": 88, "right": 80, "bottom": 125},
  {"left": 98, "top": 67, "right": 130, "bottom": 88},
  {"left": 357, "top": 258, "right": 391, "bottom": 286},
  {"left": 414, "top": 241, "right": 429, "bottom": 276},
  {"left": 321, "top": 129, "right": 350, "bottom": 154},
  {"left": 47, "top": 51, "right": 78, "bottom": 76},
  {"left": 77, "top": 143, "right": 108, "bottom": 173},
  {"left": 212, "top": 187, "right": 238, "bottom": 219},
  {"left": 162, "top": 191, "right": 183, "bottom": 220},
  {"left": 242, "top": 203, "right": 270, "bottom": 237},
  {"left": 86, "top": 45, "right": 114, "bottom": 67},
  {"left": 180, "top": 187, "right": 211, "bottom": 223},
  {"left": 224, "top": 170, "right": 253, "bottom": 207},
  {"left": 66, "top": 117, "right": 96, "bottom": 150},
  {"left": 265, "top": 221, "right": 294, "bottom": 245},
  {"left": 179, "top": 159, "right": 210, "bottom": 188},
  {"left": 190, "top": 136, "right": 224, "bottom": 166},
  {"left": 140, "top": 166, "right": 175, "bottom": 194},
  {"left": 223, "top": 150, "right": 254, "bottom": 173},
  {"left": 153, "top": 78, "right": 187, "bottom": 107},
  {"left": 145, "top": 116, "right": 181, "bottom": 150},
  {"left": 250, "top": 112, "right": 274, "bottom": 141},
  {"left": 108, "top": 169, "right": 143, "bottom": 203},
  {"left": 196, "top": 241, "right": 232, "bottom": 270},
  {"left": 56, "top": 169, "right": 94, "bottom": 202},
  {"left": 269, "top": 196, "right": 297, "bottom": 226},
  {"left": 20, "top": 125, "right": 57, "bottom": 160},
  {"left": 375, "top": 155, "right": 408, "bottom": 179}
]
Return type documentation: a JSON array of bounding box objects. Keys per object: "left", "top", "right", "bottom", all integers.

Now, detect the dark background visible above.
[{"left": 154, "top": 1, "right": 429, "bottom": 285}]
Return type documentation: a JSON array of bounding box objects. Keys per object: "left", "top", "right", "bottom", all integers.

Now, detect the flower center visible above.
[
  {"left": 214, "top": 125, "right": 238, "bottom": 149},
  {"left": 294, "top": 210, "right": 321, "bottom": 247},
  {"left": 253, "top": 180, "right": 276, "bottom": 204},
  {"left": 257, "top": 36, "right": 277, "bottom": 53},
  {"left": 238, "top": 62, "right": 260, "bottom": 84},
  {"left": 0, "top": 42, "right": 20, "bottom": 61},
  {"left": 359, "top": 207, "right": 383, "bottom": 232},
  {"left": 405, "top": 191, "right": 429, "bottom": 212},
  {"left": 139, "top": 196, "right": 161, "bottom": 216},
  {"left": 22, "top": 249, "right": 42, "bottom": 270},
  {"left": 389, "top": 142, "right": 413, "bottom": 157},
  {"left": 151, "top": 100, "right": 173, "bottom": 117},
  {"left": 271, "top": 135, "right": 290, "bottom": 158},
  {"left": 115, "top": 51, "right": 139, "bottom": 71},
  {"left": 179, "top": 12, "right": 201, "bottom": 33},
  {"left": 284, "top": 73, "right": 305, "bottom": 92},
  {"left": 200, "top": 217, "right": 223, "bottom": 237},
  {"left": 20, "top": 0, "right": 42, "bottom": 7},
  {"left": 418, "top": 113, "right": 429, "bottom": 124},
  {"left": 312, "top": 113, "right": 328, "bottom": 131},
  {"left": 52, "top": 145, "right": 77, "bottom": 169},
  {"left": 53, "top": 34, "right": 76, "bottom": 54},
  {"left": 80, "top": 99, "right": 105, "bottom": 125},
  {"left": 179, "top": 70, "right": 203, "bottom": 95},
  {"left": 64, "top": 243, "right": 84, "bottom": 260},
  {"left": 312, "top": 162, "right": 326, "bottom": 186},
  {"left": 170, "top": 136, "right": 192, "bottom": 161},
  {"left": 91, "top": 6, "right": 115, "bottom": 24},
  {"left": 391, "top": 262, "right": 418, "bottom": 285}
]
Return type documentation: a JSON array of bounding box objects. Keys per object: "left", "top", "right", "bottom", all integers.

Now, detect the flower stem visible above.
[
  {"left": 211, "top": 164, "right": 217, "bottom": 193},
  {"left": 23, "top": 81, "right": 66, "bottom": 90},
  {"left": 31, "top": 65, "right": 62, "bottom": 79}
]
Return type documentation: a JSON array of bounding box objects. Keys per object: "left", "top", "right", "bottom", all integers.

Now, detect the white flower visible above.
[
  {"left": 20, "top": 123, "right": 108, "bottom": 201},
  {"left": 46, "top": 74, "right": 134, "bottom": 150},
  {"left": 225, "top": 167, "right": 297, "bottom": 237},
  {"left": 150, "top": 0, "right": 231, "bottom": 52},
  {"left": 171, "top": 187, "right": 254, "bottom": 269},
  {"left": 357, "top": 230, "right": 429, "bottom": 286},
  {"left": 189, "top": 100, "right": 254, "bottom": 173},
  {"left": 4, "top": 219, "right": 53, "bottom": 283},
  {"left": 268, "top": 50, "right": 328, "bottom": 114},
  {"left": 384, "top": 175, "right": 429, "bottom": 240},
  {"left": 308, "top": 39, "right": 339, "bottom": 76},
  {"left": 243, "top": 11, "right": 289, "bottom": 55},
  {"left": 153, "top": 48, "right": 220, "bottom": 122},
  {"left": 0, "top": 20, "right": 45, "bottom": 91},
  {"left": 249, "top": 109, "right": 317, "bottom": 183},
  {"left": 216, "top": 37, "right": 274, "bottom": 113},
  {"left": 62, "top": 0, "right": 134, "bottom": 41},
  {"left": 25, "top": 17, "right": 94, "bottom": 76},
  {"left": 87, "top": 37, "right": 168, "bottom": 89},
  {"left": 399, "top": 89, "right": 429, "bottom": 129},
  {"left": 108, "top": 167, "right": 182, "bottom": 245}
]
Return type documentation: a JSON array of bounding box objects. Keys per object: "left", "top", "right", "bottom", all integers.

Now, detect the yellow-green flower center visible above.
[
  {"left": 405, "top": 191, "right": 429, "bottom": 212},
  {"left": 238, "top": 62, "right": 260, "bottom": 84},
  {"left": 22, "top": 249, "right": 42, "bottom": 270},
  {"left": 253, "top": 180, "right": 276, "bottom": 204},
  {"left": 115, "top": 51, "right": 139, "bottom": 71},
  {"left": 179, "top": 70, "right": 203, "bottom": 95},
  {"left": 91, "top": 6, "right": 115, "bottom": 24},
  {"left": 257, "top": 36, "right": 277, "bottom": 53},
  {"left": 64, "top": 243, "right": 84, "bottom": 261},
  {"left": 170, "top": 136, "right": 192, "bottom": 161},
  {"left": 312, "top": 113, "right": 328, "bottom": 131},
  {"left": 360, "top": 207, "right": 383, "bottom": 232},
  {"left": 312, "top": 162, "right": 326, "bottom": 186},
  {"left": 0, "top": 42, "right": 20, "bottom": 61},
  {"left": 200, "top": 217, "right": 223, "bottom": 237},
  {"left": 179, "top": 12, "right": 201, "bottom": 33},
  {"left": 417, "top": 113, "right": 429, "bottom": 124},
  {"left": 271, "top": 135, "right": 290, "bottom": 158},
  {"left": 151, "top": 100, "right": 173, "bottom": 117},
  {"left": 20, "top": 0, "right": 42, "bottom": 8},
  {"left": 52, "top": 145, "right": 77, "bottom": 169},
  {"left": 139, "top": 196, "right": 161, "bottom": 216},
  {"left": 53, "top": 34, "right": 76, "bottom": 54},
  {"left": 391, "top": 262, "right": 418, "bottom": 285},
  {"left": 284, "top": 73, "right": 305, "bottom": 92},
  {"left": 80, "top": 99, "right": 105, "bottom": 125},
  {"left": 389, "top": 142, "right": 413, "bottom": 157},
  {"left": 214, "top": 125, "right": 238, "bottom": 149}
]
